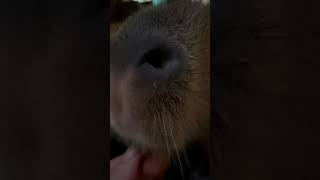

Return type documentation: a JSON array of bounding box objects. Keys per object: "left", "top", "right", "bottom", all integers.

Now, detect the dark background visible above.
[
  {"left": 213, "top": 0, "right": 320, "bottom": 179},
  {"left": 0, "top": 0, "right": 108, "bottom": 180}
]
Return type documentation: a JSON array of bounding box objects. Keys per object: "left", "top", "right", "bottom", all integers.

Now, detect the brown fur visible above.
[{"left": 110, "top": 0, "right": 210, "bottom": 158}]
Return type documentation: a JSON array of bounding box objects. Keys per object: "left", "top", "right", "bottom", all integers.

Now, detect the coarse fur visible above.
[{"left": 110, "top": 0, "right": 210, "bottom": 159}]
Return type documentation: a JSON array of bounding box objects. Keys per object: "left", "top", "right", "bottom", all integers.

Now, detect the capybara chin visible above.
[{"left": 110, "top": 0, "right": 210, "bottom": 158}]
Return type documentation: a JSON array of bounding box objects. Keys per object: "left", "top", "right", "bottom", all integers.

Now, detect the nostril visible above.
[
  {"left": 139, "top": 46, "right": 172, "bottom": 70},
  {"left": 135, "top": 42, "right": 184, "bottom": 85}
]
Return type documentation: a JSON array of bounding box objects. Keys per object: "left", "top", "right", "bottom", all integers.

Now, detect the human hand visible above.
[{"left": 110, "top": 147, "right": 168, "bottom": 180}]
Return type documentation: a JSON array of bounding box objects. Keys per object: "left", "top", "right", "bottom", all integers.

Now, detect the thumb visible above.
[{"left": 110, "top": 148, "right": 142, "bottom": 180}]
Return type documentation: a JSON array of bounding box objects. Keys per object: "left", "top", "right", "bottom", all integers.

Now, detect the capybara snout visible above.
[{"left": 110, "top": 0, "right": 210, "bottom": 157}]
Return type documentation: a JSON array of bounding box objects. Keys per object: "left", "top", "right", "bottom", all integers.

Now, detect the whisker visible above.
[
  {"left": 161, "top": 112, "right": 171, "bottom": 164},
  {"left": 168, "top": 117, "right": 185, "bottom": 180}
]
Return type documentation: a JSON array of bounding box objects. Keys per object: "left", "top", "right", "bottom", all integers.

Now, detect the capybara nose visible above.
[
  {"left": 136, "top": 42, "right": 184, "bottom": 87},
  {"left": 111, "top": 37, "right": 185, "bottom": 90}
]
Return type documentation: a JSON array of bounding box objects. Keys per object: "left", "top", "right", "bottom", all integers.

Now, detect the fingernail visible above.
[{"left": 123, "top": 147, "right": 140, "bottom": 160}]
